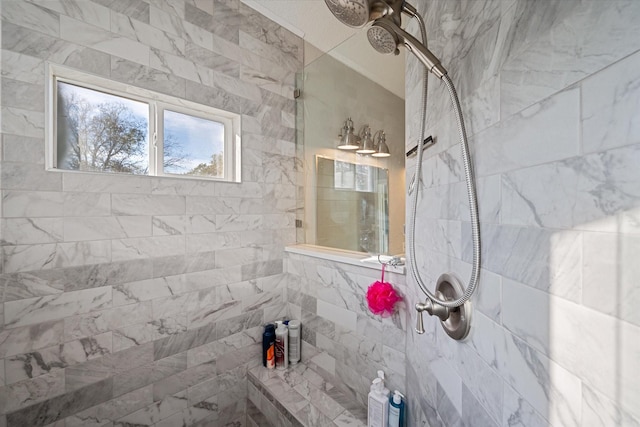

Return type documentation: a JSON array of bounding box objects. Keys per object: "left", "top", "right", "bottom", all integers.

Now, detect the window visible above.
[{"left": 48, "top": 65, "right": 241, "bottom": 182}]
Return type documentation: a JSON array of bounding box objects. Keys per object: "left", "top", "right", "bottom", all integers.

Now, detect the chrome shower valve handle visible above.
[
  {"left": 414, "top": 274, "right": 472, "bottom": 340},
  {"left": 415, "top": 295, "right": 450, "bottom": 334}
]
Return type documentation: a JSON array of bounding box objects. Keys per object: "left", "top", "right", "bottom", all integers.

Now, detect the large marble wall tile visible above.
[
  {"left": 186, "top": 196, "right": 241, "bottom": 215},
  {"left": 184, "top": 79, "right": 259, "bottom": 116},
  {"left": 1, "top": 21, "right": 61, "bottom": 61},
  {"left": 3, "top": 241, "right": 113, "bottom": 273},
  {"left": 0, "top": 369, "right": 66, "bottom": 414},
  {"left": 473, "top": 88, "right": 580, "bottom": 177},
  {"left": 5, "top": 331, "right": 112, "bottom": 385},
  {"left": 110, "top": 57, "right": 187, "bottom": 98},
  {"left": 582, "top": 49, "right": 640, "bottom": 155},
  {"left": 64, "top": 308, "right": 113, "bottom": 341},
  {"left": 111, "top": 235, "right": 185, "bottom": 261},
  {"left": 149, "top": 177, "right": 216, "bottom": 197},
  {"left": 0, "top": 49, "right": 45, "bottom": 85},
  {"left": 113, "top": 275, "right": 182, "bottom": 306},
  {"left": 2, "top": 191, "right": 64, "bottom": 218},
  {"left": 463, "top": 223, "right": 582, "bottom": 301},
  {"left": 115, "top": 392, "right": 188, "bottom": 426},
  {"left": 1, "top": 106, "right": 45, "bottom": 139},
  {"left": 111, "top": 194, "right": 185, "bottom": 216},
  {"left": 152, "top": 359, "right": 217, "bottom": 401},
  {"left": 185, "top": 41, "right": 239, "bottom": 78},
  {"left": 62, "top": 192, "right": 111, "bottom": 217},
  {"left": 238, "top": 31, "right": 300, "bottom": 74},
  {"left": 111, "top": 11, "right": 186, "bottom": 56},
  {"left": 48, "top": 41, "right": 112, "bottom": 78},
  {"left": 64, "top": 385, "right": 153, "bottom": 427},
  {"left": 583, "top": 232, "right": 640, "bottom": 327},
  {"left": 150, "top": 48, "right": 212, "bottom": 85},
  {"left": 36, "top": 0, "right": 111, "bottom": 31},
  {"left": 149, "top": 6, "right": 211, "bottom": 50},
  {"left": 502, "top": 383, "right": 550, "bottom": 427},
  {"left": 500, "top": 0, "right": 640, "bottom": 118},
  {"left": 582, "top": 383, "right": 640, "bottom": 427},
  {"left": 5, "top": 378, "right": 113, "bottom": 427},
  {"left": 316, "top": 299, "right": 357, "bottom": 333},
  {"left": 62, "top": 173, "right": 152, "bottom": 194},
  {"left": 2, "top": 134, "right": 45, "bottom": 164},
  {"left": 92, "top": 0, "right": 151, "bottom": 23},
  {"left": 2, "top": 0, "right": 60, "bottom": 37},
  {"left": 64, "top": 216, "right": 152, "bottom": 241},
  {"left": 1, "top": 78, "right": 45, "bottom": 112},
  {"left": 60, "top": 16, "right": 150, "bottom": 66},
  {"left": 113, "top": 352, "right": 187, "bottom": 397},
  {"left": 0, "top": 320, "right": 65, "bottom": 358},
  {"left": 502, "top": 144, "right": 640, "bottom": 232},
  {"left": 456, "top": 344, "right": 503, "bottom": 423},
  {"left": 1, "top": 218, "right": 64, "bottom": 246},
  {"left": 500, "top": 332, "right": 582, "bottom": 427},
  {"left": 54, "top": 240, "right": 112, "bottom": 269},
  {"left": 4, "top": 286, "right": 112, "bottom": 328},
  {"left": 504, "top": 276, "right": 640, "bottom": 418},
  {"left": 1, "top": 162, "right": 59, "bottom": 192},
  {"left": 240, "top": 7, "right": 302, "bottom": 62},
  {"left": 211, "top": 69, "right": 264, "bottom": 104},
  {"left": 461, "top": 383, "right": 499, "bottom": 427}
]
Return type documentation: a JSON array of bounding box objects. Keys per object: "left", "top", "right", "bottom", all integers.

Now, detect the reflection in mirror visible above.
[
  {"left": 316, "top": 156, "right": 388, "bottom": 254},
  {"left": 299, "top": 31, "right": 405, "bottom": 256}
]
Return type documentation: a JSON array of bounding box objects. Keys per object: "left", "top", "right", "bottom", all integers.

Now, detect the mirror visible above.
[
  {"left": 298, "top": 32, "right": 405, "bottom": 256},
  {"left": 316, "top": 156, "right": 389, "bottom": 253}
]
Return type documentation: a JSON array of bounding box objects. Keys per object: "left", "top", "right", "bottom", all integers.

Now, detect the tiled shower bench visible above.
[{"left": 247, "top": 358, "right": 368, "bottom": 427}]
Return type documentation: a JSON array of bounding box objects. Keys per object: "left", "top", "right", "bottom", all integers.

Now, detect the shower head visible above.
[
  {"left": 324, "top": 0, "right": 369, "bottom": 28},
  {"left": 324, "top": 0, "right": 448, "bottom": 79},
  {"left": 367, "top": 22, "right": 399, "bottom": 55},
  {"left": 323, "top": 0, "right": 406, "bottom": 28},
  {"left": 369, "top": 17, "right": 448, "bottom": 79}
]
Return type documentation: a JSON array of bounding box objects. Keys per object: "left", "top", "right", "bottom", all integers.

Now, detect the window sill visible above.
[{"left": 284, "top": 244, "right": 406, "bottom": 275}]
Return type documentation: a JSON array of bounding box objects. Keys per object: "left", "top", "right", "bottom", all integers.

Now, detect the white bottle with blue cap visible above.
[{"left": 388, "top": 390, "right": 405, "bottom": 427}]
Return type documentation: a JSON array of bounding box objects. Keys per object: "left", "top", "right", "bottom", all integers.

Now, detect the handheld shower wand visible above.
[
  {"left": 324, "top": 0, "right": 482, "bottom": 341},
  {"left": 324, "top": 0, "right": 447, "bottom": 78},
  {"left": 368, "top": 18, "right": 447, "bottom": 79}
]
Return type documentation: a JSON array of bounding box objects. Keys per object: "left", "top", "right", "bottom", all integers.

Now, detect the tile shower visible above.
[
  {"left": 1, "top": 1, "right": 640, "bottom": 427},
  {"left": 0, "top": 0, "right": 299, "bottom": 425},
  {"left": 403, "top": 0, "right": 640, "bottom": 426}
]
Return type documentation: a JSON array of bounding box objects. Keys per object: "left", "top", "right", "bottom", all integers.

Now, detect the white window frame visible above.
[{"left": 45, "top": 64, "right": 242, "bottom": 182}]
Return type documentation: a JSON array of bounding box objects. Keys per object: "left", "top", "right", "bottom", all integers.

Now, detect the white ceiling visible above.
[{"left": 241, "top": 0, "right": 405, "bottom": 99}]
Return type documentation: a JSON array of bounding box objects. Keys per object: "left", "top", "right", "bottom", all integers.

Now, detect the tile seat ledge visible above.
[{"left": 247, "top": 355, "right": 368, "bottom": 427}]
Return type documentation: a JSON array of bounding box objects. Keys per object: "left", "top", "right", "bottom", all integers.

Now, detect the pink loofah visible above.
[{"left": 366, "top": 264, "right": 401, "bottom": 317}]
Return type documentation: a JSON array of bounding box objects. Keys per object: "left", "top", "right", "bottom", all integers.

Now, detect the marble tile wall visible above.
[
  {"left": 0, "top": 0, "right": 301, "bottom": 425},
  {"left": 404, "top": 0, "right": 640, "bottom": 426},
  {"left": 284, "top": 252, "right": 408, "bottom": 409}
]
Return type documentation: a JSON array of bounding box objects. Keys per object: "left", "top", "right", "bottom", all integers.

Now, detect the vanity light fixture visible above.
[
  {"left": 372, "top": 130, "right": 390, "bottom": 157},
  {"left": 337, "top": 117, "right": 359, "bottom": 150},
  {"left": 356, "top": 125, "right": 376, "bottom": 154},
  {"left": 337, "top": 118, "right": 391, "bottom": 157}
]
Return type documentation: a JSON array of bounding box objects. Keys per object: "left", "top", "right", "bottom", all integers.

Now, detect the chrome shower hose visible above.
[{"left": 407, "top": 14, "right": 481, "bottom": 309}]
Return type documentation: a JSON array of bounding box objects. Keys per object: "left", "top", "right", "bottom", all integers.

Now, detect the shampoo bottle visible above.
[
  {"left": 368, "top": 377, "right": 389, "bottom": 427},
  {"left": 388, "top": 390, "right": 405, "bottom": 427},
  {"left": 262, "top": 323, "right": 276, "bottom": 367},
  {"left": 288, "top": 320, "right": 301, "bottom": 364},
  {"left": 275, "top": 321, "right": 289, "bottom": 369}
]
